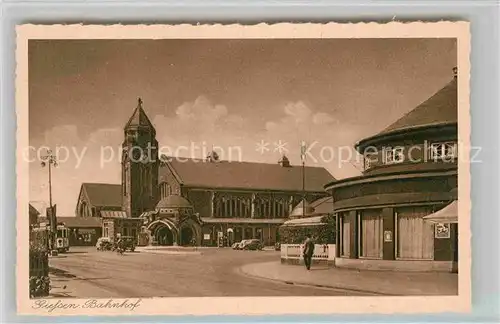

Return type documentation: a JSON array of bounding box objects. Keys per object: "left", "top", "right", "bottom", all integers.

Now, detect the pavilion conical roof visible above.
[{"left": 377, "top": 76, "right": 457, "bottom": 137}]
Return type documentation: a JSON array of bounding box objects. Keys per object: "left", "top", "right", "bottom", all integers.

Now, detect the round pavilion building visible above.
[{"left": 325, "top": 68, "right": 459, "bottom": 272}]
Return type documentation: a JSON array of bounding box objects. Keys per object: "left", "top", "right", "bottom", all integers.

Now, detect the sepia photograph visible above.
[{"left": 17, "top": 23, "right": 471, "bottom": 315}]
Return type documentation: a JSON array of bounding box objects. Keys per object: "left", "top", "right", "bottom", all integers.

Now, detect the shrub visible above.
[{"left": 29, "top": 230, "right": 50, "bottom": 298}]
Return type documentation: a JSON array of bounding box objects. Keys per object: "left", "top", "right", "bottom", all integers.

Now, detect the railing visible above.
[{"left": 280, "top": 243, "right": 336, "bottom": 264}]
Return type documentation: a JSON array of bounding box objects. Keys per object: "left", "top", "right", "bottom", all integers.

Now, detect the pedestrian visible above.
[{"left": 302, "top": 235, "right": 315, "bottom": 270}]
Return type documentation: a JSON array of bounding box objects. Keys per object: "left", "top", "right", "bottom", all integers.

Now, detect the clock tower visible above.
[{"left": 122, "top": 98, "right": 159, "bottom": 218}]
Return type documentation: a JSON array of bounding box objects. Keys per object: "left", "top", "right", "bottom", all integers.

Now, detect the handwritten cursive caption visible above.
[{"left": 32, "top": 299, "right": 142, "bottom": 313}]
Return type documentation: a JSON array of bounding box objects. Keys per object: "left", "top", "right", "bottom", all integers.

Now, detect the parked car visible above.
[
  {"left": 231, "top": 242, "right": 240, "bottom": 249},
  {"left": 235, "top": 239, "right": 250, "bottom": 250},
  {"left": 115, "top": 236, "right": 136, "bottom": 252},
  {"left": 242, "top": 239, "right": 264, "bottom": 251},
  {"left": 96, "top": 237, "right": 112, "bottom": 251}
]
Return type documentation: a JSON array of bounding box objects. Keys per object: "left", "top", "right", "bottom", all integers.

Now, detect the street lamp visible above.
[{"left": 41, "top": 149, "right": 58, "bottom": 255}]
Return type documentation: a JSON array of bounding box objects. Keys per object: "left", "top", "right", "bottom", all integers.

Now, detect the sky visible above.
[{"left": 28, "top": 38, "right": 457, "bottom": 216}]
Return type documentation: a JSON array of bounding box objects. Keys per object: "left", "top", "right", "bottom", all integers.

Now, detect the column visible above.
[
  {"left": 335, "top": 213, "right": 341, "bottom": 257},
  {"left": 382, "top": 207, "right": 395, "bottom": 260},
  {"left": 211, "top": 191, "right": 215, "bottom": 217},
  {"left": 251, "top": 193, "right": 256, "bottom": 218},
  {"left": 288, "top": 196, "right": 294, "bottom": 216}
]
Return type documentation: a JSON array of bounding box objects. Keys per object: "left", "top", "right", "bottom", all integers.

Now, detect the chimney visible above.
[
  {"left": 453, "top": 67, "right": 458, "bottom": 79},
  {"left": 278, "top": 155, "right": 291, "bottom": 167}
]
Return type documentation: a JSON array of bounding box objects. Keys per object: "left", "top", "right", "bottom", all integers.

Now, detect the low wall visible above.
[{"left": 280, "top": 244, "right": 336, "bottom": 266}]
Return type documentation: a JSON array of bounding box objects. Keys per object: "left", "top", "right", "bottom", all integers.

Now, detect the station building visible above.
[
  {"left": 325, "top": 68, "right": 459, "bottom": 272},
  {"left": 74, "top": 99, "right": 335, "bottom": 246}
]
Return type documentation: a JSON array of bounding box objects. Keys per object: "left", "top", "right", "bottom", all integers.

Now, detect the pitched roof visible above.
[
  {"left": 162, "top": 158, "right": 335, "bottom": 192},
  {"left": 38, "top": 216, "right": 102, "bottom": 228},
  {"left": 124, "top": 98, "right": 155, "bottom": 130},
  {"left": 378, "top": 77, "right": 457, "bottom": 137},
  {"left": 29, "top": 204, "right": 40, "bottom": 216},
  {"left": 82, "top": 183, "right": 122, "bottom": 207}
]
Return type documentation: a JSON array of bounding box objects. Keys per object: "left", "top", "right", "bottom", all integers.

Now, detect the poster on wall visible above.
[
  {"left": 384, "top": 230, "right": 393, "bottom": 242},
  {"left": 435, "top": 223, "right": 451, "bottom": 239}
]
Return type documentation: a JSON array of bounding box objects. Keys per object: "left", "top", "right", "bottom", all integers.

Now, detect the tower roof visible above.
[{"left": 125, "top": 98, "right": 155, "bottom": 131}]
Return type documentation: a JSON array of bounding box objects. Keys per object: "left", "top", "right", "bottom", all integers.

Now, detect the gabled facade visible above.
[{"left": 75, "top": 183, "right": 122, "bottom": 218}]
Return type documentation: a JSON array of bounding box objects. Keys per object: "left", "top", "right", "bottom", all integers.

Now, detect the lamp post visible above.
[
  {"left": 41, "top": 149, "right": 58, "bottom": 255},
  {"left": 300, "top": 141, "right": 307, "bottom": 217}
]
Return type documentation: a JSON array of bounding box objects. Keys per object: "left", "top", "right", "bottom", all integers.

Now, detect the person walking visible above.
[{"left": 303, "top": 235, "right": 315, "bottom": 270}]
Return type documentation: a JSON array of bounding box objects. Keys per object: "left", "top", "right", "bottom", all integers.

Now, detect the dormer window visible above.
[
  {"left": 429, "top": 142, "right": 457, "bottom": 161},
  {"left": 383, "top": 147, "right": 404, "bottom": 164}
]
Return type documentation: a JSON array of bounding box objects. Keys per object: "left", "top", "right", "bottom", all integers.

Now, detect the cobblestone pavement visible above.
[{"left": 48, "top": 246, "right": 370, "bottom": 297}]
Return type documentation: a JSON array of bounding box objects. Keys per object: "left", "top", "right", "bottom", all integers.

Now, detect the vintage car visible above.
[
  {"left": 234, "top": 239, "right": 250, "bottom": 250},
  {"left": 115, "top": 236, "right": 136, "bottom": 252},
  {"left": 96, "top": 237, "right": 112, "bottom": 251},
  {"left": 241, "top": 239, "right": 264, "bottom": 251}
]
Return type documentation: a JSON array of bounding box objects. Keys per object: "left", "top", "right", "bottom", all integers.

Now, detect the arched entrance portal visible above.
[
  {"left": 156, "top": 226, "right": 174, "bottom": 246},
  {"left": 147, "top": 219, "right": 178, "bottom": 246}
]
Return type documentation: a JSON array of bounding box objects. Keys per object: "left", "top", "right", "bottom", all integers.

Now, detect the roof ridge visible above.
[{"left": 167, "top": 155, "right": 330, "bottom": 169}]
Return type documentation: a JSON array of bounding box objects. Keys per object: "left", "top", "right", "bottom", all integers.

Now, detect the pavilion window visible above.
[
  {"left": 340, "top": 213, "right": 350, "bottom": 257},
  {"left": 358, "top": 209, "right": 383, "bottom": 259},
  {"left": 396, "top": 207, "right": 435, "bottom": 260},
  {"left": 429, "top": 142, "right": 457, "bottom": 161},
  {"left": 383, "top": 146, "right": 404, "bottom": 164},
  {"left": 364, "top": 153, "right": 376, "bottom": 170}
]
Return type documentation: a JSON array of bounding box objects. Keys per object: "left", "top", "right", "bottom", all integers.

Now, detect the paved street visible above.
[{"left": 49, "top": 246, "right": 369, "bottom": 297}]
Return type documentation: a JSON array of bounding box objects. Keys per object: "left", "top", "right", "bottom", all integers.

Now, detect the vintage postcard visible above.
[{"left": 16, "top": 22, "right": 471, "bottom": 316}]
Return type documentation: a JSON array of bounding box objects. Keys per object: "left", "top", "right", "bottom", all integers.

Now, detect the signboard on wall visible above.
[
  {"left": 435, "top": 223, "right": 451, "bottom": 239},
  {"left": 204, "top": 234, "right": 210, "bottom": 240},
  {"left": 384, "top": 230, "right": 393, "bottom": 242}
]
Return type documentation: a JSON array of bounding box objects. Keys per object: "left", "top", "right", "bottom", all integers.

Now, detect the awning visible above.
[
  {"left": 100, "top": 211, "right": 128, "bottom": 218},
  {"left": 423, "top": 200, "right": 458, "bottom": 223},
  {"left": 282, "top": 216, "right": 325, "bottom": 227}
]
